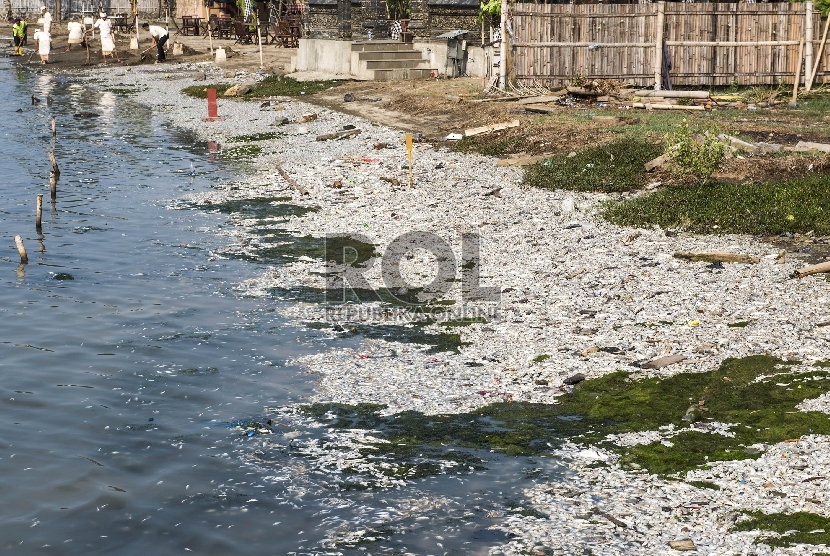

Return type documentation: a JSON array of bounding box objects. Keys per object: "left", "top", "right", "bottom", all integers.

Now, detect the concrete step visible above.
[
  {"left": 365, "top": 59, "right": 430, "bottom": 70},
  {"left": 357, "top": 50, "right": 424, "bottom": 61},
  {"left": 351, "top": 41, "right": 414, "bottom": 52},
  {"left": 372, "top": 68, "right": 434, "bottom": 81}
]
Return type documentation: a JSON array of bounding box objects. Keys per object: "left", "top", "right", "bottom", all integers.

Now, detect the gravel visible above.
[{"left": 72, "top": 62, "right": 830, "bottom": 555}]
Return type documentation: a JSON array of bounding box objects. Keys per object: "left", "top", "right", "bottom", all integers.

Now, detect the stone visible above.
[{"left": 192, "top": 71, "right": 206, "bottom": 81}]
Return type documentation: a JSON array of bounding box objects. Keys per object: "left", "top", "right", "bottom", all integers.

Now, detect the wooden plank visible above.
[{"left": 464, "top": 119, "right": 520, "bottom": 137}]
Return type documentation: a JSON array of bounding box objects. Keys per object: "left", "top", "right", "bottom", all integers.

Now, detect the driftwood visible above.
[
  {"left": 566, "top": 86, "right": 604, "bottom": 96},
  {"left": 634, "top": 89, "right": 710, "bottom": 98},
  {"left": 669, "top": 539, "right": 697, "bottom": 551},
  {"left": 465, "top": 119, "right": 520, "bottom": 137},
  {"left": 590, "top": 508, "right": 629, "bottom": 528},
  {"left": 315, "top": 129, "right": 360, "bottom": 141},
  {"left": 275, "top": 162, "right": 309, "bottom": 196},
  {"left": 644, "top": 154, "right": 668, "bottom": 172},
  {"left": 517, "top": 95, "right": 562, "bottom": 105},
  {"left": 793, "top": 261, "right": 830, "bottom": 278},
  {"left": 793, "top": 140, "right": 830, "bottom": 153},
  {"left": 674, "top": 251, "right": 760, "bottom": 264},
  {"left": 632, "top": 102, "right": 705, "bottom": 111}
]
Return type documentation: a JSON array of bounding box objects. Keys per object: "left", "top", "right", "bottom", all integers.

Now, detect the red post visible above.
[{"left": 203, "top": 88, "right": 224, "bottom": 121}]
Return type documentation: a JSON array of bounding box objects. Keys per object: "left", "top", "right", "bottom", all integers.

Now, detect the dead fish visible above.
[
  {"left": 32, "top": 95, "right": 40, "bottom": 104},
  {"left": 259, "top": 101, "right": 270, "bottom": 109},
  {"left": 73, "top": 112, "right": 100, "bottom": 118}
]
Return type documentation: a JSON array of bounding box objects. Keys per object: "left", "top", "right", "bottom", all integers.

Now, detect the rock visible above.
[
  {"left": 275, "top": 117, "right": 290, "bottom": 126},
  {"left": 343, "top": 93, "right": 355, "bottom": 102},
  {"left": 297, "top": 113, "right": 318, "bottom": 122},
  {"left": 668, "top": 539, "right": 696, "bottom": 551},
  {"left": 563, "top": 373, "right": 586, "bottom": 385},
  {"left": 236, "top": 84, "right": 253, "bottom": 95},
  {"left": 224, "top": 85, "right": 241, "bottom": 97},
  {"left": 223, "top": 70, "right": 235, "bottom": 78},
  {"left": 192, "top": 71, "right": 206, "bottom": 81},
  {"left": 641, "top": 354, "right": 686, "bottom": 369}
]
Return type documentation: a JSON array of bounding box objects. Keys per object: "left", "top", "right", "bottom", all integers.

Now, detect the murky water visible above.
[{"left": 0, "top": 61, "right": 564, "bottom": 555}]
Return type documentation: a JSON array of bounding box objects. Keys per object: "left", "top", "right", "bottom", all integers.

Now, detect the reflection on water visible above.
[{"left": 0, "top": 62, "right": 563, "bottom": 554}]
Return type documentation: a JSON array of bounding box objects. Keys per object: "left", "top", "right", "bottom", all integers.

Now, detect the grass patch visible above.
[
  {"left": 522, "top": 138, "right": 663, "bottom": 192},
  {"left": 533, "top": 354, "right": 551, "bottom": 363},
  {"left": 603, "top": 175, "right": 830, "bottom": 235},
  {"left": 732, "top": 511, "right": 830, "bottom": 547},
  {"left": 728, "top": 321, "right": 751, "bottom": 328},
  {"left": 181, "top": 84, "right": 233, "bottom": 98},
  {"left": 181, "top": 76, "right": 345, "bottom": 100}
]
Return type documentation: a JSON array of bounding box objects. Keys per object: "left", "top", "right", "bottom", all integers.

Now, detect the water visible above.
[{"left": 0, "top": 62, "right": 564, "bottom": 554}]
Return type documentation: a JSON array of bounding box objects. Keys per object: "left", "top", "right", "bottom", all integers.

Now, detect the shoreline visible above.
[{"left": 59, "top": 59, "right": 830, "bottom": 555}]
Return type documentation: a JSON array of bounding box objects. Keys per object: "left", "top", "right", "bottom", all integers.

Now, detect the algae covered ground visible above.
[{"left": 300, "top": 355, "right": 830, "bottom": 478}]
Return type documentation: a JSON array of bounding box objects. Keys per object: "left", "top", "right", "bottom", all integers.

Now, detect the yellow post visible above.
[{"left": 406, "top": 133, "right": 414, "bottom": 187}]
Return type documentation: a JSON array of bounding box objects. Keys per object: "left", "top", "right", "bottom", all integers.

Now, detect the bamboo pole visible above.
[
  {"left": 793, "top": 37, "right": 805, "bottom": 103},
  {"left": 51, "top": 117, "right": 56, "bottom": 137},
  {"left": 806, "top": 2, "right": 814, "bottom": 88},
  {"left": 36, "top": 194, "right": 43, "bottom": 230},
  {"left": 48, "top": 151, "right": 60, "bottom": 177},
  {"left": 654, "top": 1, "right": 665, "bottom": 90},
  {"left": 50, "top": 171, "right": 57, "bottom": 200},
  {"left": 499, "top": 0, "right": 507, "bottom": 90},
  {"left": 807, "top": 15, "right": 830, "bottom": 91},
  {"left": 14, "top": 235, "right": 28, "bottom": 264}
]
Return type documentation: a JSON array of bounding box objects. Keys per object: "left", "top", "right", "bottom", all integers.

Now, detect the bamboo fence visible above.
[{"left": 511, "top": 2, "right": 828, "bottom": 88}]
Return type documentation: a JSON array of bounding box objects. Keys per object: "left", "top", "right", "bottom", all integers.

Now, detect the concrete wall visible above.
[{"left": 297, "top": 38, "right": 353, "bottom": 75}]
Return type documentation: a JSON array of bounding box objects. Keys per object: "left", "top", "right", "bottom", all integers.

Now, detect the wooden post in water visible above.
[
  {"left": 48, "top": 152, "right": 60, "bottom": 177},
  {"left": 49, "top": 171, "right": 57, "bottom": 200},
  {"left": 36, "top": 194, "right": 43, "bottom": 230},
  {"left": 51, "top": 117, "right": 56, "bottom": 137},
  {"left": 14, "top": 235, "right": 28, "bottom": 264}
]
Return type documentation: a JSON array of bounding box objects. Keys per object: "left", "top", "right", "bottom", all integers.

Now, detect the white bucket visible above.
[{"left": 215, "top": 47, "right": 226, "bottom": 63}]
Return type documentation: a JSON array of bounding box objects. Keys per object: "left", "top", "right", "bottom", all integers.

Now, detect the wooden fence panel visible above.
[{"left": 512, "top": 2, "right": 829, "bottom": 88}]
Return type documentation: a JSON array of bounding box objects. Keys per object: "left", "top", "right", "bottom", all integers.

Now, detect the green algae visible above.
[
  {"left": 732, "top": 511, "right": 830, "bottom": 548},
  {"left": 728, "top": 321, "right": 751, "bottom": 328},
  {"left": 533, "top": 354, "right": 551, "bottom": 363},
  {"left": 228, "top": 131, "right": 283, "bottom": 143},
  {"left": 298, "top": 355, "right": 830, "bottom": 478}
]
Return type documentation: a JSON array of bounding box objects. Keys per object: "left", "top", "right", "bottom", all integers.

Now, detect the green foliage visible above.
[
  {"left": 603, "top": 175, "right": 830, "bottom": 235},
  {"left": 664, "top": 120, "right": 727, "bottom": 184},
  {"left": 790, "top": 0, "right": 830, "bottom": 17},
  {"left": 733, "top": 511, "right": 830, "bottom": 547},
  {"left": 522, "top": 138, "right": 663, "bottom": 192},
  {"left": 181, "top": 84, "right": 233, "bottom": 98},
  {"left": 479, "top": 0, "right": 501, "bottom": 21}
]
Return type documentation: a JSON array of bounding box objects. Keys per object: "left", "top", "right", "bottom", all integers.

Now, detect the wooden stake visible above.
[
  {"left": 51, "top": 117, "right": 56, "bottom": 137},
  {"left": 807, "top": 15, "right": 830, "bottom": 92},
  {"left": 49, "top": 171, "right": 57, "bottom": 200},
  {"left": 793, "top": 37, "right": 805, "bottom": 103},
  {"left": 48, "top": 151, "right": 60, "bottom": 177},
  {"left": 14, "top": 235, "right": 28, "bottom": 264},
  {"left": 406, "top": 133, "right": 413, "bottom": 187},
  {"left": 36, "top": 194, "right": 43, "bottom": 230}
]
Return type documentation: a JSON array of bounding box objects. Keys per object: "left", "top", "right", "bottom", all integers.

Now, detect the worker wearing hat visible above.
[
  {"left": 141, "top": 21, "right": 168, "bottom": 63},
  {"left": 12, "top": 18, "right": 25, "bottom": 56},
  {"left": 40, "top": 6, "right": 52, "bottom": 34}
]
